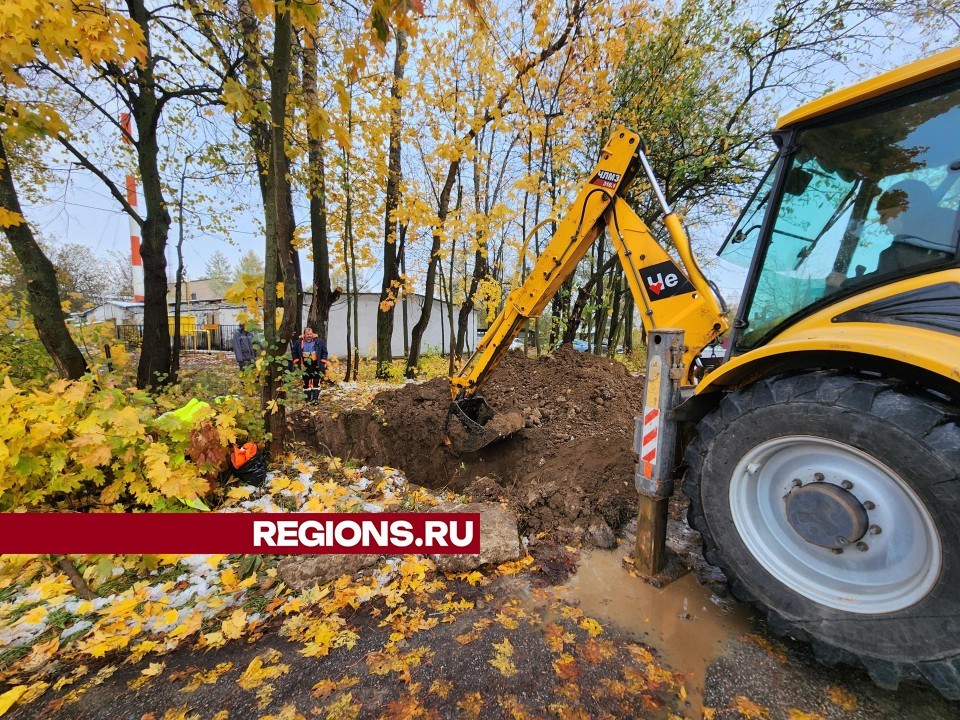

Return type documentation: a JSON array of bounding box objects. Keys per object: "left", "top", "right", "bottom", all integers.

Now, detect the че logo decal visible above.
[{"left": 641, "top": 261, "right": 695, "bottom": 300}]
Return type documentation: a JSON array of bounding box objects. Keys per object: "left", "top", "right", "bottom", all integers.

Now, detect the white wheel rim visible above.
[{"left": 729, "top": 435, "right": 941, "bottom": 613}]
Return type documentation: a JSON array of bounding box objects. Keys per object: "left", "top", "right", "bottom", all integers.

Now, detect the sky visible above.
[{"left": 16, "top": 20, "right": 940, "bottom": 307}]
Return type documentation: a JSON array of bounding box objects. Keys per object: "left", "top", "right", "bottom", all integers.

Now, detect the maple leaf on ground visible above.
[
  {"left": 742, "top": 633, "right": 788, "bottom": 664},
  {"left": 547, "top": 700, "right": 592, "bottom": 720},
  {"left": 787, "top": 710, "right": 826, "bottom": 720},
  {"left": 323, "top": 692, "right": 361, "bottom": 720},
  {"left": 237, "top": 649, "right": 289, "bottom": 691},
  {"left": 456, "top": 692, "right": 484, "bottom": 719},
  {"left": 730, "top": 695, "right": 771, "bottom": 719},
  {"left": 429, "top": 679, "right": 453, "bottom": 699},
  {"left": 456, "top": 571, "right": 484, "bottom": 586},
  {"left": 496, "top": 611, "right": 519, "bottom": 630},
  {"left": 498, "top": 694, "right": 536, "bottom": 720},
  {"left": 181, "top": 662, "right": 233, "bottom": 693},
  {"left": 384, "top": 692, "right": 429, "bottom": 719},
  {"left": 579, "top": 617, "right": 603, "bottom": 637},
  {"left": 543, "top": 623, "right": 574, "bottom": 653},
  {"left": 0, "top": 686, "right": 27, "bottom": 715},
  {"left": 128, "top": 662, "right": 166, "bottom": 690},
  {"left": 260, "top": 704, "right": 307, "bottom": 720},
  {"left": 496, "top": 556, "right": 535, "bottom": 575},
  {"left": 581, "top": 639, "right": 615, "bottom": 664},
  {"left": 367, "top": 646, "right": 432, "bottom": 676},
  {"left": 552, "top": 652, "right": 582, "bottom": 681},
  {"left": 172, "top": 708, "right": 202, "bottom": 720},
  {"left": 20, "top": 636, "right": 59, "bottom": 672},
  {"left": 221, "top": 608, "right": 247, "bottom": 640},
  {"left": 489, "top": 637, "right": 518, "bottom": 677},
  {"left": 312, "top": 679, "right": 338, "bottom": 699},
  {"left": 455, "top": 617, "right": 493, "bottom": 646},
  {"left": 825, "top": 686, "right": 858, "bottom": 711}
]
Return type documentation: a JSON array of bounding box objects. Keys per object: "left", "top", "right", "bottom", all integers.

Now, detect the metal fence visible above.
[{"left": 116, "top": 324, "right": 241, "bottom": 352}]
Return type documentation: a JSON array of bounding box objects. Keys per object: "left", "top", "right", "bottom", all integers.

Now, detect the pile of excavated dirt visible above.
[{"left": 294, "top": 348, "right": 647, "bottom": 547}]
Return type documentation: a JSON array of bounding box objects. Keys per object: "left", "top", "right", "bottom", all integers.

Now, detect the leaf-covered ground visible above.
[
  {"left": 0, "top": 453, "right": 693, "bottom": 718},
  {"left": 2, "top": 374, "right": 958, "bottom": 719}
]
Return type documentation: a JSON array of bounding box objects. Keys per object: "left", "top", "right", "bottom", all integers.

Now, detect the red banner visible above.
[{"left": 0, "top": 513, "right": 481, "bottom": 555}]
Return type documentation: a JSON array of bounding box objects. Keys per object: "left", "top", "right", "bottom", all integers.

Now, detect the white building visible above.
[
  {"left": 80, "top": 300, "right": 141, "bottom": 324},
  {"left": 82, "top": 292, "right": 478, "bottom": 359},
  {"left": 312, "top": 292, "right": 477, "bottom": 359}
]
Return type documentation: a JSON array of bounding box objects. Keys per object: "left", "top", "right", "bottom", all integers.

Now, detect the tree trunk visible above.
[
  {"left": 0, "top": 134, "right": 87, "bottom": 379},
  {"left": 129, "top": 0, "right": 172, "bottom": 390},
  {"left": 564, "top": 254, "right": 617, "bottom": 344},
  {"left": 377, "top": 31, "right": 407, "bottom": 376},
  {"left": 302, "top": 39, "right": 337, "bottom": 339},
  {"left": 261, "top": 6, "right": 297, "bottom": 454},
  {"left": 172, "top": 157, "right": 191, "bottom": 380},
  {"left": 607, "top": 266, "right": 624, "bottom": 356},
  {"left": 400, "top": 229, "right": 409, "bottom": 355},
  {"left": 349, "top": 182, "right": 360, "bottom": 381},
  {"left": 456, "top": 145, "right": 488, "bottom": 356},
  {"left": 341, "top": 135, "right": 354, "bottom": 382},
  {"left": 590, "top": 231, "right": 607, "bottom": 353},
  {"left": 405, "top": 157, "right": 459, "bottom": 377}
]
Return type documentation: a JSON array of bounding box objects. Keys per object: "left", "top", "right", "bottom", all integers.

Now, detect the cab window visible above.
[{"left": 735, "top": 80, "right": 960, "bottom": 348}]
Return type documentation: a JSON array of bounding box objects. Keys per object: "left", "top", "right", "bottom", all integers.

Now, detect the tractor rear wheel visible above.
[{"left": 682, "top": 371, "right": 960, "bottom": 697}]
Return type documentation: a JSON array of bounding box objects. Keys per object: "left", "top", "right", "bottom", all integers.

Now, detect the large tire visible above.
[{"left": 682, "top": 370, "right": 960, "bottom": 697}]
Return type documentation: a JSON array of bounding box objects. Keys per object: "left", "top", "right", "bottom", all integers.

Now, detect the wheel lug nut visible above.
[
  {"left": 814, "top": 472, "right": 825, "bottom": 482},
  {"left": 869, "top": 525, "right": 882, "bottom": 535},
  {"left": 841, "top": 480, "right": 853, "bottom": 490},
  {"left": 836, "top": 536, "right": 849, "bottom": 546},
  {"left": 863, "top": 501, "right": 875, "bottom": 510},
  {"left": 857, "top": 542, "right": 869, "bottom": 551},
  {"left": 792, "top": 478, "right": 802, "bottom": 487}
]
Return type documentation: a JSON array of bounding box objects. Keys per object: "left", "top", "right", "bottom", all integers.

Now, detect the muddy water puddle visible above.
[{"left": 562, "top": 547, "right": 756, "bottom": 716}]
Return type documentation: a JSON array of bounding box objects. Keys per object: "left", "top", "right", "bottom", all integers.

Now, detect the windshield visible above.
[{"left": 732, "top": 80, "right": 960, "bottom": 349}]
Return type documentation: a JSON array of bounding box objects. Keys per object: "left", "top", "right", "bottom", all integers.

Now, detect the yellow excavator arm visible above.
[{"left": 451, "top": 127, "right": 729, "bottom": 407}]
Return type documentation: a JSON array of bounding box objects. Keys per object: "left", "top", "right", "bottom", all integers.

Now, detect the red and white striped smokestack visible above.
[{"left": 120, "top": 113, "right": 145, "bottom": 302}]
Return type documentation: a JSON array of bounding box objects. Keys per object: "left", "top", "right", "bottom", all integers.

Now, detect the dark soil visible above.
[{"left": 295, "top": 348, "right": 645, "bottom": 547}]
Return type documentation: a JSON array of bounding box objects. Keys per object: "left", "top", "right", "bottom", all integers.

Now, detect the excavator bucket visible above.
[{"left": 446, "top": 396, "right": 524, "bottom": 454}]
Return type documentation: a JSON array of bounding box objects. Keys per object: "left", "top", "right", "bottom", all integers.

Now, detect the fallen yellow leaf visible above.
[
  {"left": 489, "top": 637, "right": 518, "bottom": 677},
  {"left": 787, "top": 709, "right": 826, "bottom": 720},
  {"left": 457, "top": 692, "right": 484, "bottom": 719},
  {"left": 323, "top": 691, "right": 360, "bottom": 720},
  {"left": 238, "top": 649, "right": 289, "bottom": 691},
  {"left": 730, "top": 695, "right": 770, "bottom": 720},
  {"left": 825, "top": 685, "right": 857, "bottom": 711},
  {"left": 429, "top": 678, "right": 453, "bottom": 699},
  {"left": 580, "top": 617, "right": 603, "bottom": 637},
  {"left": 222, "top": 608, "right": 247, "bottom": 640}
]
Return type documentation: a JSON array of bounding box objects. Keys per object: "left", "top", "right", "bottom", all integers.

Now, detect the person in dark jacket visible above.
[
  {"left": 291, "top": 327, "right": 328, "bottom": 403},
  {"left": 232, "top": 327, "right": 257, "bottom": 370}
]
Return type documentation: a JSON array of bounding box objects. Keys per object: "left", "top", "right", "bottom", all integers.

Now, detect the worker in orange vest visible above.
[{"left": 291, "top": 327, "right": 328, "bottom": 403}]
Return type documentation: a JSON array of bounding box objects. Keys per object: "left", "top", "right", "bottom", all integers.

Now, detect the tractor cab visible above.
[{"left": 720, "top": 71, "right": 960, "bottom": 353}]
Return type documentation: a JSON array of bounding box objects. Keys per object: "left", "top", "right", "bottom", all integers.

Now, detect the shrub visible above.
[{"left": 0, "top": 375, "right": 261, "bottom": 512}]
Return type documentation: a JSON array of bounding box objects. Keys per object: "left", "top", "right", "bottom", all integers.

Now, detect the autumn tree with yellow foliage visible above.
[{"left": 0, "top": 1, "right": 145, "bottom": 380}]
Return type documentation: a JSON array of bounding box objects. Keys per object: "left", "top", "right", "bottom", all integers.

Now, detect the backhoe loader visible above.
[{"left": 448, "top": 47, "right": 960, "bottom": 696}]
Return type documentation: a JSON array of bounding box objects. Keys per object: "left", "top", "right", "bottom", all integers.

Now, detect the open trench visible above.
[
  {"left": 294, "top": 348, "right": 646, "bottom": 547},
  {"left": 293, "top": 348, "right": 764, "bottom": 713}
]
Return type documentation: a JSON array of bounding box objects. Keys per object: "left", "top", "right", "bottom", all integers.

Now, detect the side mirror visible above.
[{"left": 732, "top": 224, "right": 762, "bottom": 244}]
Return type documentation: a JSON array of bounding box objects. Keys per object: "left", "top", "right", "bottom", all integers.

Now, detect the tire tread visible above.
[{"left": 683, "top": 369, "right": 960, "bottom": 699}]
